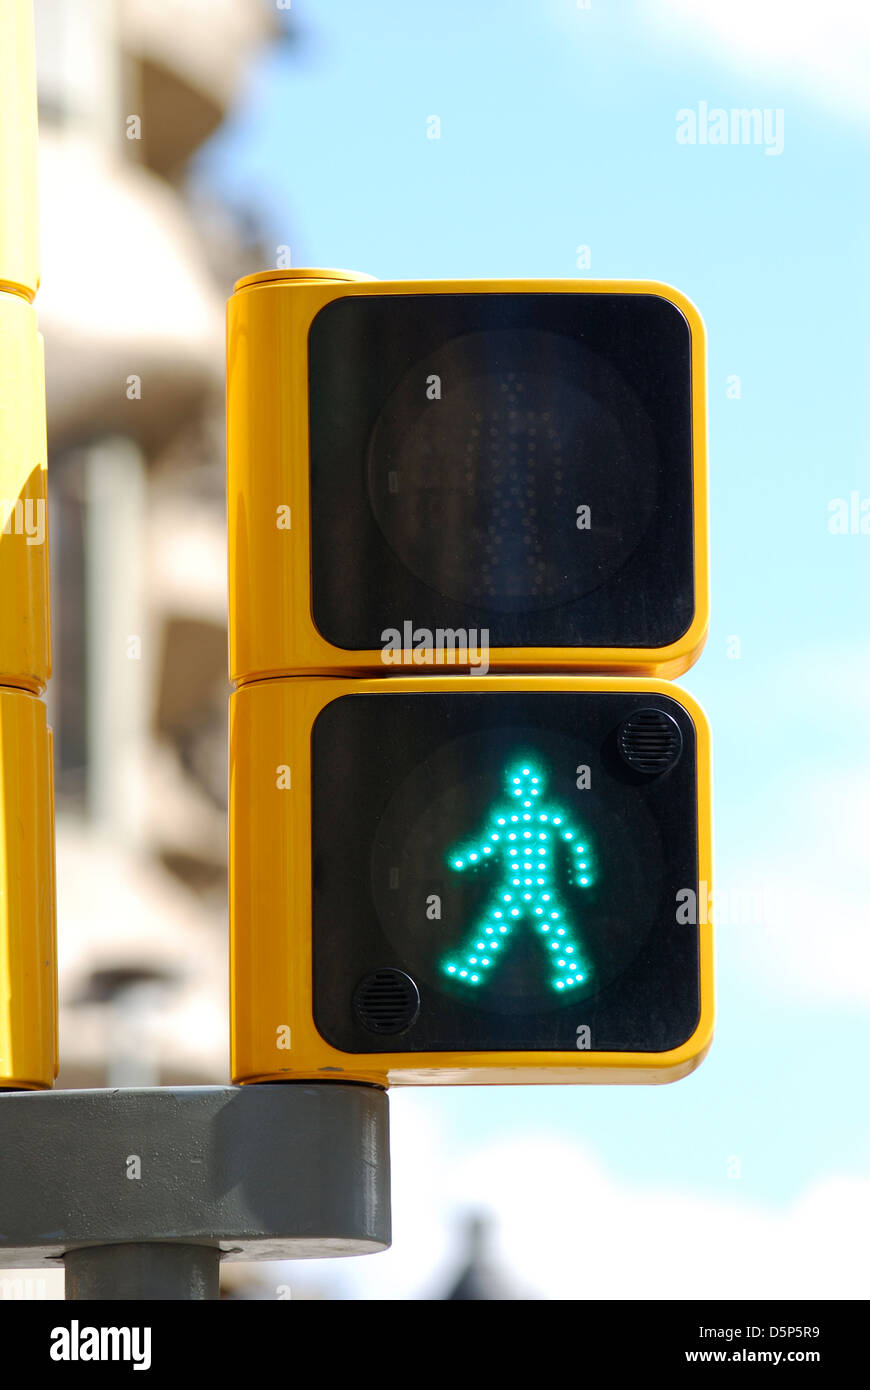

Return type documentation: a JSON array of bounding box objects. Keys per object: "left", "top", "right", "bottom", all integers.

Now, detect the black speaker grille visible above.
[
  {"left": 617, "top": 708, "right": 683, "bottom": 775},
  {"left": 353, "top": 969, "right": 420, "bottom": 1035}
]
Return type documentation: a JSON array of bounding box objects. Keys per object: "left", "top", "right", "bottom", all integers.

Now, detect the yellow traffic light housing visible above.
[
  {"left": 0, "top": 0, "right": 40, "bottom": 303},
  {"left": 227, "top": 272, "right": 708, "bottom": 684},
  {"left": 230, "top": 674, "right": 713, "bottom": 1088},
  {"left": 0, "top": 688, "right": 57, "bottom": 1088},
  {"left": 0, "top": 292, "right": 50, "bottom": 693},
  {"left": 0, "top": 0, "right": 57, "bottom": 1088}
]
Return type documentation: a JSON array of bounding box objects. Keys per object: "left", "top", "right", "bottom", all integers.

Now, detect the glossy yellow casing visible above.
[
  {"left": 0, "top": 4, "right": 57, "bottom": 1088},
  {"left": 0, "top": 0, "right": 40, "bottom": 301},
  {"left": 230, "top": 673, "right": 713, "bottom": 1088},
  {"left": 0, "top": 688, "right": 57, "bottom": 1089},
  {"left": 0, "top": 290, "right": 50, "bottom": 692},
  {"left": 227, "top": 271, "right": 708, "bottom": 686}
]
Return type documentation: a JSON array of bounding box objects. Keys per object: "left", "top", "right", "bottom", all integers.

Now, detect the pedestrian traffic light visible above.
[
  {"left": 0, "top": 0, "right": 39, "bottom": 305},
  {"left": 0, "top": 291, "right": 50, "bottom": 693},
  {"left": 0, "top": 689, "right": 57, "bottom": 1090},
  {"left": 0, "top": 0, "right": 57, "bottom": 1090},
  {"left": 227, "top": 271, "right": 707, "bottom": 683},
  {"left": 230, "top": 674, "right": 713, "bottom": 1087}
]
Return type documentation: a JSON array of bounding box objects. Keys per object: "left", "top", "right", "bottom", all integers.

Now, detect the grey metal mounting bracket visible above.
[{"left": 0, "top": 1083, "right": 391, "bottom": 1299}]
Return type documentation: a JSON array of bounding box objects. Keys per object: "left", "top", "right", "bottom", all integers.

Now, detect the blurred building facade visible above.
[{"left": 35, "top": 0, "right": 281, "bottom": 1088}]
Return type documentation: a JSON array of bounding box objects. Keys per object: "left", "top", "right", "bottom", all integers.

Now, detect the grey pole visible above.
[
  {"left": 65, "top": 1243, "right": 220, "bottom": 1301},
  {"left": 0, "top": 1084, "right": 391, "bottom": 1299}
]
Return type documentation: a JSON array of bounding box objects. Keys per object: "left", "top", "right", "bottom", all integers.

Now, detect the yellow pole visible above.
[{"left": 0, "top": 0, "right": 58, "bottom": 1088}]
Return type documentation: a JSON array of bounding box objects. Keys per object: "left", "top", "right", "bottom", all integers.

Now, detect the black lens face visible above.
[
  {"left": 312, "top": 692, "right": 701, "bottom": 1054},
  {"left": 370, "top": 724, "right": 664, "bottom": 1014},
  {"left": 309, "top": 293, "right": 695, "bottom": 651},
  {"left": 367, "top": 329, "right": 657, "bottom": 614}
]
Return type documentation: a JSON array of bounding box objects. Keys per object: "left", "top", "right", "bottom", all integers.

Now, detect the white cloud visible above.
[
  {"left": 284, "top": 1099, "right": 870, "bottom": 1300},
  {"left": 469, "top": 1137, "right": 869, "bottom": 1301},
  {"left": 721, "top": 767, "right": 870, "bottom": 1005},
  {"left": 646, "top": 0, "right": 870, "bottom": 125},
  {"left": 703, "top": 644, "right": 870, "bottom": 1005}
]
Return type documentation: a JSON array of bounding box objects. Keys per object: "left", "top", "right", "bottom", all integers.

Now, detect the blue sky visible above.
[{"left": 200, "top": 0, "right": 870, "bottom": 1296}]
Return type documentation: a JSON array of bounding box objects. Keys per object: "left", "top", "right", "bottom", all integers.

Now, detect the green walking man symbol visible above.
[{"left": 442, "top": 763, "right": 594, "bottom": 992}]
